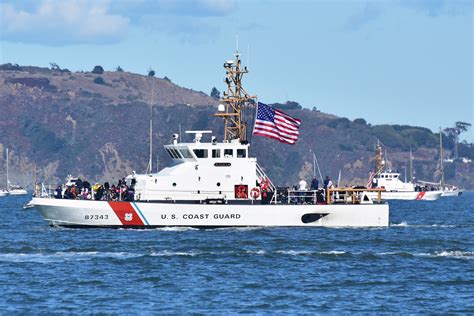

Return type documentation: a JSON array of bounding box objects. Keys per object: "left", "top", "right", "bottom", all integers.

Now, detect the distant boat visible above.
[
  {"left": 418, "top": 129, "right": 464, "bottom": 197},
  {"left": 2, "top": 148, "right": 28, "bottom": 196},
  {"left": 365, "top": 143, "right": 442, "bottom": 201}
]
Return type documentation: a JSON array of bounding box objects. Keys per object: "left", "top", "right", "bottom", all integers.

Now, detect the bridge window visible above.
[
  {"left": 224, "top": 149, "right": 233, "bottom": 157},
  {"left": 212, "top": 149, "right": 220, "bottom": 158},
  {"left": 166, "top": 148, "right": 180, "bottom": 159},
  {"left": 237, "top": 149, "right": 246, "bottom": 158},
  {"left": 193, "top": 149, "right": 208, "bottom": 158},
  {"left": 179, "top": 148, "right": 193, "bottom": 159}
]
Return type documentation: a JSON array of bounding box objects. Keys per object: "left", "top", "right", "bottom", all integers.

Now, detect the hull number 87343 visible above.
[{"left": 85, "top": 214, "right": 109, "bottom": 220}]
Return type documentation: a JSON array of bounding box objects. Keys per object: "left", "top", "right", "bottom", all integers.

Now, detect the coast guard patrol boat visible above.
[
  {"left": 366, "top": 144, "right": 442, "bottom": 201},
  {"left": 32, "top": 51, "right": 389, "bottom": 228}
]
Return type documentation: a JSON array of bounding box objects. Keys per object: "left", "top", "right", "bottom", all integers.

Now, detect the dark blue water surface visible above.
[{"left": 1, "top": 193, "right": 473, "bottom": 313}]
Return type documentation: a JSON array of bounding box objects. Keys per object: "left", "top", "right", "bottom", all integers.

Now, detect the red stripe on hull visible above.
[
  {"left": 108, "top": 201, "right": 144, "bottom": 226},
  {"left": 416, "top": 192, "right": 426, "bottom": 200}
]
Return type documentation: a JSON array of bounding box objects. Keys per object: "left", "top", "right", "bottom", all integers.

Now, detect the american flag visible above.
[{"left": 253, "top": 102, "right": 301, "bottom": 145}]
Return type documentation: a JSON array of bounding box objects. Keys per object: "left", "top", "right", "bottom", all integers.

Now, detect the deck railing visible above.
[{"left": 285, "top": 188, "right": 385, "bottom": 205}]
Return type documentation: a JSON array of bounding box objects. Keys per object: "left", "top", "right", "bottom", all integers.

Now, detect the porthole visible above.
[
  {"left": 172, "top": 182, "right": 177, "bottom": 187},
  {"left": 217, "top": 182, "right": 221, "bottom": 187}
]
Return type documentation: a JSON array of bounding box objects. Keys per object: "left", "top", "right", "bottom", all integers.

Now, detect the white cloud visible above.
[{"left": 0, "top": 0, "right": 129, "bottom": 45}]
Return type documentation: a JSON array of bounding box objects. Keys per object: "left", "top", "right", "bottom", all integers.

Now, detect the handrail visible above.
[{"left": 326, "top": 187, "right": 385, "bottom": 204}]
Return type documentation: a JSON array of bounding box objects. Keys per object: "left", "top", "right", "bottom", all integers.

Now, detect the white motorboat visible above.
[
  {"left": 366, "top": 144, "right": 442, "bottom": 201},
  {"left": 0, "top": 189, "right": 10, "bottom": 197},
  {"left": 31, "top": 51, "right": 389, "bottom": 228}
]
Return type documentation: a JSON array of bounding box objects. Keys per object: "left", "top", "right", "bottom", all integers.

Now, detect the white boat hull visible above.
[
  {"left": 441, "top": 190, "right": 463, "bottom": 197},
  {"left": 0, "top": 191, "right": 10, "bottom": 197},
  {"left": 32, "top": 198, "right": 389, "bottom": 228},
  {"left": 366, "top": 191, "right": 442, "bottom": 201},
  {"left": 8, "top": 189, "right": 28, "bottom": 196}
]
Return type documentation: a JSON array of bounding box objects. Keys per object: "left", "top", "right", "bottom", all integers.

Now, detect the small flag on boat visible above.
[{"left": 253, "top": 102, "right": 301, "bottom": 145}]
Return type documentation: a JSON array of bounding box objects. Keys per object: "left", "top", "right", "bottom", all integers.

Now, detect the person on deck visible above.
[
  {"left": 310, "top": 177, "right": 319, "bottom": 190},
  {"left": 298, "top": 179, "right": 307, "bottom": 190}
]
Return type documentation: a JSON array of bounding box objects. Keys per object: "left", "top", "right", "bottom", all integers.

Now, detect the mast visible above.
[
  {"left": 215, "top": 50, "right": 256, "bottom": 142},
  {"left": 6, "top": 148, "right": 9, "bottom": 190},
  {"left": 148, "top": 118, "right": 152, "bottom": 174},
  {"left": 440, "top": 128, "right": 445, "bottom": 190},
  {"left": 146, "top": 78, "right": 154, "bottom": 174},
  {"left": 409, "top": 147, "right": 413, "bottom": 183},
  {"left": 374, "top": 141, "right": 384, "bottom": 175}
]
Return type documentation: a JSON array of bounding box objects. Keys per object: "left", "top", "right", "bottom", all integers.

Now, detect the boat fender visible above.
[{"left": 250, "top": 187, "right": 260, "bottom": 199}]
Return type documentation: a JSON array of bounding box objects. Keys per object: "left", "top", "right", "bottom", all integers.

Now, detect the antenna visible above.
[
  {"left": 146, "top": 78, "right": 154, "bottom": 174},
  {"left": 236, "top": 35, "right": 239, "bottom": 53},
  {"left": 215, "top": 50, "right": 256, "bottom": 142}
]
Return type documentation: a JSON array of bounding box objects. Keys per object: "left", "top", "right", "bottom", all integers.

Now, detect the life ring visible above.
[
  {"left": 260, "top": 178, "right": 270, "bottom": 191},
  {"left": 250, "top": 187, "right": 260, "bottom": 199}
]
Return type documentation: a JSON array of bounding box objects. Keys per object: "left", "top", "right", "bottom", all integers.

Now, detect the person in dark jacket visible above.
[
  {"left": 310, "top": 177, "right": 319, "bottom": 190},
  {"left": 54, "top": 185, "right": 63, "bottom": 199}
]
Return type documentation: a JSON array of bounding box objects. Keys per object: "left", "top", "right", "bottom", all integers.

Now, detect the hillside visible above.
[{"left": 1, "top": 64, "right": 473, "bottom": 189}]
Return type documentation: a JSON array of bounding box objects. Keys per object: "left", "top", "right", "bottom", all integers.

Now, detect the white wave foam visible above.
[
  {"left": 320, "top": 250, "right": 346, "bottom": 255},
  {"left": 276, "top": 250, "right": 312, "bottom": 255},
  {"left": 245, "top": 250, "right": 266, "bottom": 255},
  {"left": 0, "top": 251, "right": 139, "bottom": 263},
  {"left": 150, "top": 250, "right": 199, "bottom": 257},
  {"left": 434, "top": 251, "right": 474, "bottom": 259},
  {"left": 391, "top": 221, "right": 408, "bottom": 227}
]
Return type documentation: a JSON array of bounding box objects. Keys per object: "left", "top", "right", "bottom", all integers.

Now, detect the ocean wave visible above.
[
  {"left": 391, "top": 222, "right": 461, "bottom": 228},
  {"left": 0, "top": 251, "right": 140, "bottom": 263},
  {"left": 391, "top": 221, "right": 408, "bottom": 227},
  {"left": 431, "top": 251, "right": 474, "bottom": 259},
  {"left": 150, "top": 250, "right": 200, "bottom": 257},
  {"left": 245, "top": 250, "right": 266, "bottom": 255},
  {"left": 275, "top": 250, "right": 346, "bottom": 256}
]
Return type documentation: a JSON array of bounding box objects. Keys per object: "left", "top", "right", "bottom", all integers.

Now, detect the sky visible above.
[{"left": 1, "top": 0, "right": 473, "bottom": 142}]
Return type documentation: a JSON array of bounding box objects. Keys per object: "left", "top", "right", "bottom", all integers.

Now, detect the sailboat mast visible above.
[
  {"left": 440, "top": 128, "right": 445, "bottom": 190},
  {"left": 6, "top": 148, "right": 9, "bottom": 190},
  {"left": 148, "top": 118, "right": 152, "bottom": 173},
  {"left": 409, "top": 147, "right": 413, "bottom": 183}
]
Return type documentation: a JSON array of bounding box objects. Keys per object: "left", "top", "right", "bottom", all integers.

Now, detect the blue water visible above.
[{"left": 1, "top": 194, "right": 473, "bottom": 313}]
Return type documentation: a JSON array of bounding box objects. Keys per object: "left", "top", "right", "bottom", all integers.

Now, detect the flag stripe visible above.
[
  {"left": 254, "top": 120, "right": 300, "bottom": 136},
  {"left": 253, "top": 102, "right": 301, "bottom": 145}
]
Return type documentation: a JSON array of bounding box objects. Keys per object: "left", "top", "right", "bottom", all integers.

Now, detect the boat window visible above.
[
  {"left": 193, "top": 149, "right": 208, "bottom": 158},
  {"left": 237, "top": 149, "right": 246, "bottom": 158},
  {"left": 179, "top": 148, "right": 194, "bottom": 159},
  {"left": 170, "top": 148, "right": 182, "bottom": 159},
  {"left": 166, "top": 148, "right": 178, "bottom": 159},
  {"left": 212, "top": 149, "right": 220, "bottom": 158},
  {"left": 224, "top": 149, "right": 233, "bottom": 157}
]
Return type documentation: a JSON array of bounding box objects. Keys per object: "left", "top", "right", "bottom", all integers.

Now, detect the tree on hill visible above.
[
  {"left": 49, "top": 62, "right": 61, "bottom": 71},
  {"left": 116, "top": 66, "right": 124, "bottom": 72},
  {"left": 94, "top": 76, "right": 105, "bottom": 85},
  {"left": 210, "top": 87, "right": 220, "bottom": 99},
  {"left": 148, "top": 68, "right": 155, "bottom": 77},
  {"left": 92, "top": 65, "right": 104, "bottom": 74},
  {"left": 444, "top": 121, "right": 472, "bottom": 158}
]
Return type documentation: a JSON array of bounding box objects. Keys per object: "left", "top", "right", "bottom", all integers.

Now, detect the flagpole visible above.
[{"left": 250, "top": 97, "right": 259, "bottom": 141}]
